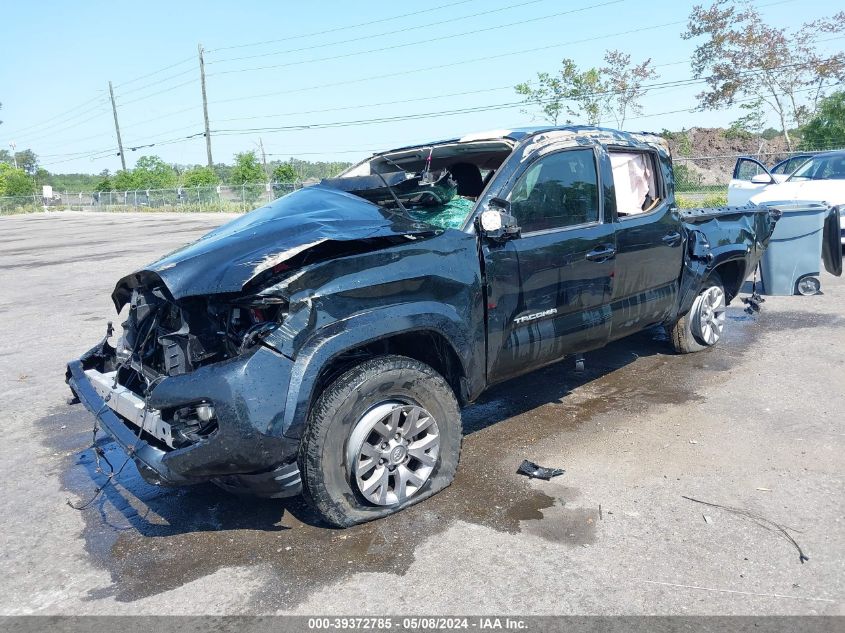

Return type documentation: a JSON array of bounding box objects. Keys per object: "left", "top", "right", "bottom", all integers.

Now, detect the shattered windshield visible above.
[{"left": 407, "top": 196, "right": 475, "bottom": 230}]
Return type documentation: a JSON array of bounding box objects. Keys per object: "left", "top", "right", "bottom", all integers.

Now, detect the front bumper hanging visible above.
[
  {"left": 66, "top": 359, "right": 191, "bottom": 486},
  {"left": 66, "top": 338, "right": 303, "bottom": 497}
]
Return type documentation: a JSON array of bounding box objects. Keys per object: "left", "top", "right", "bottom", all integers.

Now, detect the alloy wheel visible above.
[{"left": 347, "top": 402, "right": 440, "bottom": 506}]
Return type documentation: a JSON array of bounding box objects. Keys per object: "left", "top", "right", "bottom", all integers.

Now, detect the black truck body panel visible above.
[{"left": 67, "top": 126, "right": 779, "bottom": 496}]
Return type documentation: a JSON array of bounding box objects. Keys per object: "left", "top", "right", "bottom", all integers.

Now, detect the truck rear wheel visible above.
[
  {"left": 668, "top": 272, "right": 726, "bottom": 354},
  {"left": 298, "top": 355, "right": 462, "bottom": 527}
]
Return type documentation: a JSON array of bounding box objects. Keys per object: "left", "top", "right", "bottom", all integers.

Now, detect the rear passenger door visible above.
[
  {"left": 483, "top": 147, "right": 615, "bottom": 383},
  {"left": 607, "top": 148, "right": 684, "bottom": 339}
]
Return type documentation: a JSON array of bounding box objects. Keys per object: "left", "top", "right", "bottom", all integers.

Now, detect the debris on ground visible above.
[
  {"left": 742, "top": 267, "right": 766, "bottom": 314},
  {"left": 742, "top": 291, "right": 766, "bottom": 314},
  {"left": 682, "top": 495, "right": 809, "bottom": 563},
  {"left": 703, "top": 514, "right": 713, "bottom": 524},
  {"left": 516, "top": 460, "right": 565, "bottom": 480}
]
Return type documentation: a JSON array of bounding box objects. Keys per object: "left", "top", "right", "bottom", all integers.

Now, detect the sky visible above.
[{"left": 0, "top": 0, "right": 842, "bottom": 175}]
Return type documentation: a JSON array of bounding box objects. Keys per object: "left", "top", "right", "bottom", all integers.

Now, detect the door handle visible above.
[
  {"left": 662, "top": 232, "right": 681, "bottom": 245},
  {"left": 585, "top": 245, "right": 616, "bottom": 261}
]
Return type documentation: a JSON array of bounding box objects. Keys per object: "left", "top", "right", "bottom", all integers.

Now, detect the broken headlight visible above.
[
  {"left": 170, "top": 401, "right": 219, "bottom": 448},
  {"left": 216, "top": 294, "right": 288, "bottom": 356}
]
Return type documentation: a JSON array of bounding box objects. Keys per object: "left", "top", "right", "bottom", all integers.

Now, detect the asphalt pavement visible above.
[{"left": 0, "top": 210, "right": 842, "bottom": 615}]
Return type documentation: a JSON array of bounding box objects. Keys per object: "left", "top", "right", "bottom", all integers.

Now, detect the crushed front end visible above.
[
  {"left": 66, "top": 186, "right": 448, "bottom": 499},
  {"left": 66, "top": 282, "right": 302, "bottom": 497}
]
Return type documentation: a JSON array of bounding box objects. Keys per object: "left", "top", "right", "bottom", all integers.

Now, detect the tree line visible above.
[
  {"left": 0, "top": 147, "right": 352, "bottom": 197},
  {"left": 516, "top": 0, "right": 844, "bottom": 151},
  {"left": 3, "top": 0, "right": 844, "bottom": 198}
]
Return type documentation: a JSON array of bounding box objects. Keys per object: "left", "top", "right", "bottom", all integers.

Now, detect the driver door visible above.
[
  {"left": 482, "top": 147, "right": 615, "bottom": 383},
  {"left": 728, "top": 157, "right": 775, "bottom": 205}
]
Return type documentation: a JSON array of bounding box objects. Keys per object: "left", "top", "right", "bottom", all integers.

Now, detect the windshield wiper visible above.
[{"left": 373, "top": 171, "right": 409, "bottom": 215}]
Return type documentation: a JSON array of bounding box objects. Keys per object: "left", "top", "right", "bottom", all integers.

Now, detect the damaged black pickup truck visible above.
[{"left": 67, "top": 126, "right": 782, "bottom": 527}]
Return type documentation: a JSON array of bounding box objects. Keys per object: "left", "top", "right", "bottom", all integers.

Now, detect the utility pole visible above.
[
  {"left": 258, "top": 137, "right": 271, "bottom": 202},
  {"left": 258, "top": 137, "right": 269, "bottom": 180},
  {"left": 8, "top": 141, "right": 17, "bottom": 169},
  {"left": 108, "top": 81, "right": 126, "bottom": 171},
  {"left": 198, "top": 43, "right": 213, "bottom": 167}
]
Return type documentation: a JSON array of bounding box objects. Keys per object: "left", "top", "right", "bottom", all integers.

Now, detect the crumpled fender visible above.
[
  {"left": 675, "top": 206, "right": 779, "bottom": 318},
  {"left": 276, "top": 303, "right": 481, "bottom": 440}
]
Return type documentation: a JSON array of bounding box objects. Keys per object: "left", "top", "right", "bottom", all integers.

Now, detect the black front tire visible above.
[{"left": 298, "top": 355, "right": 462, "bottom": 527}]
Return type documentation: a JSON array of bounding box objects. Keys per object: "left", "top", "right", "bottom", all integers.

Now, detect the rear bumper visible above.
[{"left": 66, "top": 339, "right": 302, "bottom": 497}]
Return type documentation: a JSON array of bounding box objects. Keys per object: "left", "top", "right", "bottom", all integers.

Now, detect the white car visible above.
[{"left": 728, "top": 151, "right": 845, "bottom": 244}]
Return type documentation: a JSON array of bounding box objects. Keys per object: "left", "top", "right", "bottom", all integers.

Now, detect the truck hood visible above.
[
  {"left": 112, "top": 186, "right": 440, "bottom": 309},
  {"left": 750, "top": 180, "right": 845, "bottom": 207}
]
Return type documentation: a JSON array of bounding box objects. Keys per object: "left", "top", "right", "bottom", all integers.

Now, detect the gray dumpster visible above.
[{"left": 756, "top": 201, "right": 832, "bottom": 296}]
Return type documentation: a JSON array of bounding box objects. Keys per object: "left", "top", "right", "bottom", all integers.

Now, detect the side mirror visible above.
[
  {"left": 751, "top": 173, "right": 774, "bottom": 184},
  {"left": 477, "top": 198, "right": 520, "bottom": 241}
]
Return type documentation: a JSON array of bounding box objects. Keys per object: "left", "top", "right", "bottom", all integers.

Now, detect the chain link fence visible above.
[
  {"left": 2, "top": 148, "right": 842, "bottom": 215},
  {"left": 0, "top": 183, "right": 302, "bottom": 215}
]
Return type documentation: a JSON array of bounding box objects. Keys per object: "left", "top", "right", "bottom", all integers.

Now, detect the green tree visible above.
[
  {"left": 600, "top": 50, "right": 658, "bottom": 128},
  {"left": 0, "top": 163, "right": 35, "bottom": 196},
  {"left": 726, "top": 98, "right": 768, "bottom": 139},
  {"left": 272, "top": 163, "right": 297, "bottom": 183},
  {"left": 801, "top": 91, "right": 845, "bottom": 150},
  {"left": 95, "top": 175, "right": 114, "bottom": 192},
  {"left": 131, "top": 155, "right": 178, "bottom": 189},
  {"left": 14, "top": 149, "right": 38, "bottom": 175},
  {"left": 212, "top": 162, "right": 233, "bottom": 184},
  {"left": 111, "top": 170, "right": 136, "bottom": 191},
  {"left": 516, "top": 59, "right": 607, "bottom": 125},
  {"left": 231, "top": 151, "right": 265, "bottom": 184},
  {"left": 683, "top": 0, "right": 845, "bottom": 150},
  {"left": 182, "top": 165, "right": 219, "bottom": 187}
]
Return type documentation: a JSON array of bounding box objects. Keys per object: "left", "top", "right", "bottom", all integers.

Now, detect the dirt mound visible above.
[{"left": 663, "top": 127, "right": 789, "bottom": 186}]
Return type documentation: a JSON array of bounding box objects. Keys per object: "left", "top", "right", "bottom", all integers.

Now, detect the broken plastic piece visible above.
[
  {"left": 574, "top": 353, "right": 585, "bottom": 373},
  {"left": 742, "top": 292, "right": 765, "bottom": 314},
  {"left": 517, "top": 460, "right": 565, "bottom": 480}
]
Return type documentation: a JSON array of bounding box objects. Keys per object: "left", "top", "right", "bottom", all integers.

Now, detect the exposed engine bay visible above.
[{"left": 116, "top": 286, "right": 286, "bottom": 383}]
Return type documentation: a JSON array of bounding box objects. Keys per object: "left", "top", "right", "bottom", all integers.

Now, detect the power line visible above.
[
  {"left": 113, "top": 55, "right": 196, "bottom": 88},
  {"left": 210, "top": 0, "right": 625, "bottom": 76},
  {"left": 12, "top": 108, "right": 112, "bottom": 146},
  {"left": 210, "top": 62, "right": 838, "bottom": 137},
  {"left": 115, "top": 78, "right": 199, "bottom": 108},
  {"left": 37, "top": 81, "right": 838, "bottom": 169},
  {"left": 20, "top": 106, "right": 203, "bottom": 154},
  {"left": 208, "top": 0, "right": 481, "bottom": 53},
  {"left": 209, "top": 0, "right": 551, "bottom": 65},
  {"left": 4, "top": 100, "right": 110, "bottom": 142},
  {"left": 37, "top": 61, "right": 833, "bottom": 167},
  {"left": 213, "top": 86, "right": 516, "bottom": 124},
  {"left": 122, "top": 105, "right": 202, "bottom": 130},
  {"left": 210, "top": 19, "right": 688, "bottom": 106},
  {"left": 1, "top": 94, "right": 106, "bottom": 138},
  {"left": 114, "top": 66, "right": 197, "bottom": 99}
]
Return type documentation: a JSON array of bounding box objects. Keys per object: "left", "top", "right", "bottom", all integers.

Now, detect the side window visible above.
[
  {"left": 609, "top": 150, "right": 660, "bottom": 217},
  {"left": 508, "top": 149, "right": 599, "bottom": 233},
  {"left": 770, "top": 161, "right": 788, "bottom": 175},
  {"left": 735, "top": 159, "right": 767, "bottom": 181}
]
